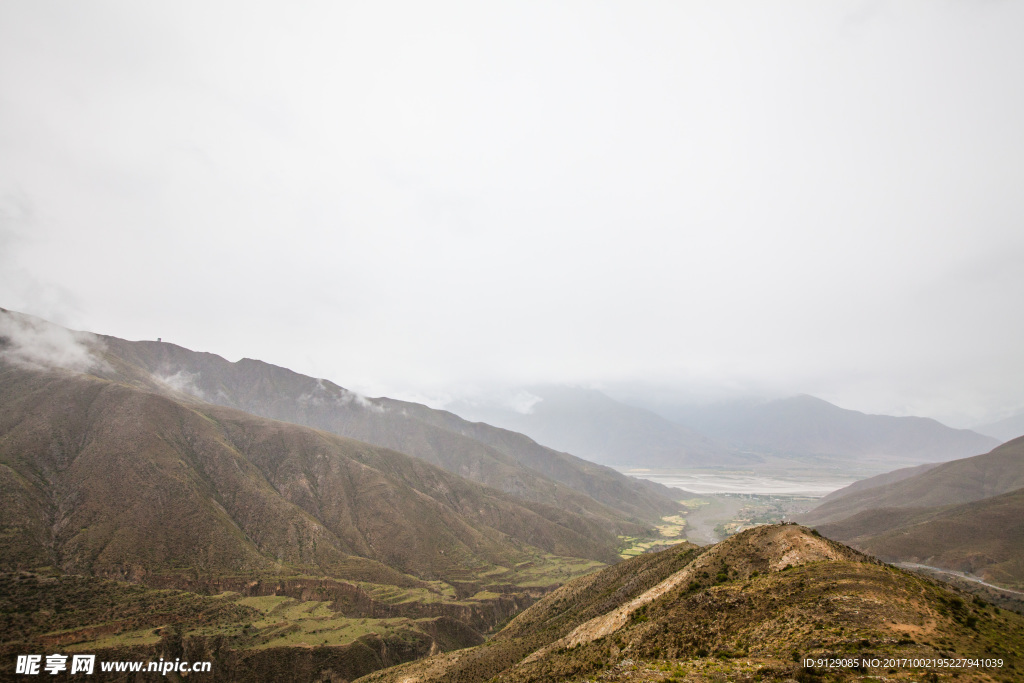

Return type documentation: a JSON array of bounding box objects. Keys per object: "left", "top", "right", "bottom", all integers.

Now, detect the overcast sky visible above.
[{"left": 2, "top": 1, "right": 1023, "bottom": 427}]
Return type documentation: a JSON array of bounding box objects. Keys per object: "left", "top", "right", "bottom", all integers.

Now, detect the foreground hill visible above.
[
  {"left": 801, "top": 436, "right": 1024, "bottom": 527},
  {"left": 359, "top": 525, "right": 1024, "bottom": 683},
  {"left": 446, "top": 386, "right": 747, "bottom": 469},
  {"left": 670, "top": 394, "right": 999, "bottom": 474}
]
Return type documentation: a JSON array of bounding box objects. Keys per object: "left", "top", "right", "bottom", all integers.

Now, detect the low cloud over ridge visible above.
[{"left": 0, "top": 308, "right": 105, "bottom": 373}]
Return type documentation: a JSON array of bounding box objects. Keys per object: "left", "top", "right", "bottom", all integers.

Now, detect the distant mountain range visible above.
[
  {"left": 974, "top": 411, "right": 1024, "bottom": 442},
  {"left": 449, "top": 388, "right": 999, "bottom": 476},
  {"left": 446, "top": 386, "right": 745, "bottom": 469},
  {"left": 673, "top": 394, "right": 999, "bottom": 469},
  {"left": 803, "top": 436, "right": 1024, "bottom": 589},
  {"left": 801, "top": 436, "right": 1024, "bottom": 526}
]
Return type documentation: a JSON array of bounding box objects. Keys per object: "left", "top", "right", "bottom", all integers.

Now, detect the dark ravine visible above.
[
  {"left": 8, "top": 308, "right": 1022, "bottom": 682},
  {"left": 0, "top": 569, "right": 562, "bottom": 683}
]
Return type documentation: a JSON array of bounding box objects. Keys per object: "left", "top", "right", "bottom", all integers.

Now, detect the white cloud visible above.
[
  {"left": 154, "top": 369, "right": 207, "bottom": 400},
  {"left": 505, "top": 390, "right": 543, "bottom": 415},
  {"left": 0, "top": 309, "right": 104, "bottom": 373},
  {"left": 297, "top": 378, "right": 386, "bottom": 413}
]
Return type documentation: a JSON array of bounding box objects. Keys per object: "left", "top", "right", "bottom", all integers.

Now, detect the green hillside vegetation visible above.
[
  {"left": 1, "top": 309, "right": 690, "bottom": 680},
  {"left": 359, "top": 525, "right": 1024, "bottom": 683},
  {"left": 0, "top": 571, "right": 508, "bottom": 682},
  {"left": 0, "top": 571, "right": 258, "bottom": 652}
]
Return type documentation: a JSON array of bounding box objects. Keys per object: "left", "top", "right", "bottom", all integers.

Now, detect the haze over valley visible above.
[
  {"left": 6, "top": 309, "right": 1024, "bottom": 679},
  {"left": 3, "top": 1, "right": 1024, "bottom": 680}
]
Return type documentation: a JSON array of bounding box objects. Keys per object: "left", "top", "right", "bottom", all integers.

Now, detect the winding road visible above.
[{"left": 895, "top": 562, "right": 1024, "bottom": 596}]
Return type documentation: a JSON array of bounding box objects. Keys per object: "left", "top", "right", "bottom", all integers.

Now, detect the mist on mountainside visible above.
[
  {"left": 4, "top": 1, "right": 1024, "bottom": 681},
  {"left": 0, "top": 307, "right": 105, "bottom": 373}
]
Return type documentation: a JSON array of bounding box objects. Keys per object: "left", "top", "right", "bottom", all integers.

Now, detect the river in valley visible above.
[{"left": 617, "top": 469, "right": 858, "bottom": 497}]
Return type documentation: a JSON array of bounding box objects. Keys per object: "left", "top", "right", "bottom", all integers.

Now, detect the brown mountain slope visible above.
[
  {"left": 359, "top": 525, "right": 1024, "bottom": 683},
  {"left": 0, "top": 364, "right": 627, "bottom": 585},
  {"left": 818, "top": 487, "right": 1024, "bottom": 589},
  {"left": 801, "top": 435, "right": 1024, "bottom": 526},
  {"left": 810, "top": 461, "right": 939, "bottom": 510},
  {"left": 374, "top": 397, "right": 684, "bottom": 521},
  {"left": 18, "top": 308, "right": 683, "bottom": 527}
]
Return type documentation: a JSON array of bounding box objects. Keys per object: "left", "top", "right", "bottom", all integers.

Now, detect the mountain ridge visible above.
[
  {"left": 800, "top": 435, "right": 1024, "bottom": 527},
  {"left": 0, "top": 364, "right": 628, "bottom": 582},
  {"left": 89, "top": 327, "right": 684, "bottom": 527}
]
